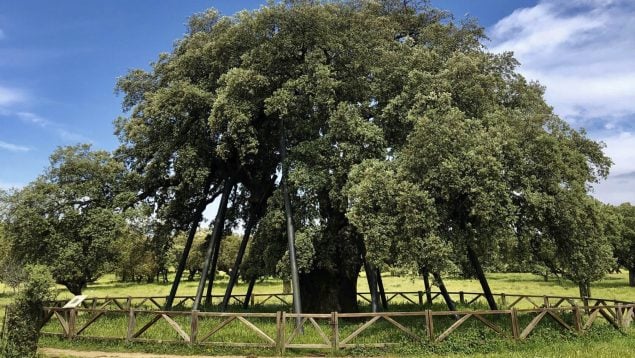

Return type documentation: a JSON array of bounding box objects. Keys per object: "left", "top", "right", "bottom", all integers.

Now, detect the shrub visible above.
[{"left": 2, "top": 265, "right": 55, "bottom": 358}]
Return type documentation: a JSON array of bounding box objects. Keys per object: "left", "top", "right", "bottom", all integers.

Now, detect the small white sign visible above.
[{"left": 62, "top": 295, "right": 87, "bottom": 308}]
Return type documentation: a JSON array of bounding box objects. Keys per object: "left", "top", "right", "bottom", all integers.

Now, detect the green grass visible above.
[{"left": 29, "top": 270, "right": 635, "bottom": 356}]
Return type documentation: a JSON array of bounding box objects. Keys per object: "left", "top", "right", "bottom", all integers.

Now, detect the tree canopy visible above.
[
  {"left": 112, "top": 0, "right": 614, "bottom": 312},
  {"left": 3, "top": 145, "right": 125, "bottom": 294}
]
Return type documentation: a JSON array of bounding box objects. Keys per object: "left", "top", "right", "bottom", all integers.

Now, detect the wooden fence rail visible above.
[
  {"left": 40, "top": 301, "right": 635, "bottom": 353},
  {"left": 45, "top": 291, "right": 635, "bottom": 312}
]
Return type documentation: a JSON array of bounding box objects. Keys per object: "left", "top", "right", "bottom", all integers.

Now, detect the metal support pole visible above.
[{"left": 280, "top": 117, "right": 302, "bottom": 330}]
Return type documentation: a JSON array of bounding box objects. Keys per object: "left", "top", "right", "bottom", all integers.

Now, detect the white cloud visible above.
[
  {"left": 0, "top": 85, "right": 25, "bottom": 106},
  {"left": 490, "top": 0, "right": 635, "bottom": 204},
  {"left": 0, "top": 140, "right": 30, "bottom": 152},
  {"left": 16, "top": 111, "right": 50, "bottom": 127},
  {"left": 489, "top": 0, "right": 635, "bottom": 123},
  {"left": 591, "top": 131, "right": 635, "bottom": 204}
]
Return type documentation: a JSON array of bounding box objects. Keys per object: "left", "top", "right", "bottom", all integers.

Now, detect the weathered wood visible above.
[
  {"left": 76, "top": 311, "right": 106, "bottom": 336},
  {"left": 472, "top": 314, "right": 504, "bottom": 335},
  {"left": 436, "top": 314, "right": 472, "bottom": 342},
  {"left": 520, "top": 310, "right": 548, "bottom": 339},
  {"left": 126, "top": 309, "right": 136, "bottom": 342},
  {"left": 339, "top": 316, "right": 381, "bottom": 345},
  {"left": 545, "top": 310, "right": 574, "bottom": 332},
  {"left": 237, "top": 316, "right": 275, "bottom": 344},
  {"left": 331, "top": 311, "right": 339, "bottom": 351},
  {"left": 572, "top": 306, "right": 582, "bottom": 333},
  {"left": 308, "top": 317, "right": 331, "bottom": 345},
  {"left": 190, "top": 310, "right": 198, "bottom": 345},
  {"left": 198, "top": 316, "right": 236, "bottom": 343},
  {"left": 510, "top": 308, "right": 520, "bottom": 339},
  {"left": 53, "top": 311, "right": 69, "bottom": 336},
  {"left": 382, "top": 315, "right": 421, "bottom": 341},
  {"left": 132, "top": 314, "right": 162, "bottom": 339},
  {"left": 67, "top": 309, "right": 76, "bottom": 338},
  {"left": 426, "top": 310, "right": 434, "bottom": 340},
  {"left": 162, "top": 313, "right": 190, "bottom": 342}
]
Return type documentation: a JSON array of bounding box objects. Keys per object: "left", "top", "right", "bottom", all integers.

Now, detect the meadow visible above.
[{"left": 23, "top": 270, "right": 635, "bottom": 357}]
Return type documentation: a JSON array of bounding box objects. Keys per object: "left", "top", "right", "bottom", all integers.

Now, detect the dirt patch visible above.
[{"left": 40, "top": 347, "right": 254, "bottom": 358}]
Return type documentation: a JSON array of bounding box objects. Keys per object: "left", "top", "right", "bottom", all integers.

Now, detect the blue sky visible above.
[{"left": 1, "top": 0, "right": 633, "bottom": 204}]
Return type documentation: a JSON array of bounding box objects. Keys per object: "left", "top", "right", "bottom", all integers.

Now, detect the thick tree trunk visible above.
[
  {"left": 422, "top": 267, "right": 433, "bottom": 307},
  {"left": 376, "top": 268, "right": 388, "bottom": 310},
  {"left": 300, "top": 268, "right": 359, "bottom": 313},
  {"left": 64, "top": 281, "right": 85, "bottom": 296},
  {"left": 466, "top": 245, "right": 498, "bottom": 310},
  {"left": 432, "top": 272, "right": 456, "bottom": 312},
  {"left": 193, "top": 180, "right": 232, "bottom": 311},
  {"left": 629, "top": 268, "right": 635, "bottom": 287}
]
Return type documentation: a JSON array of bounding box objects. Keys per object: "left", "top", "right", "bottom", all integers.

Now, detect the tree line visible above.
[{"left": 0, "top": 0, "right": 634, "bottom": 312}]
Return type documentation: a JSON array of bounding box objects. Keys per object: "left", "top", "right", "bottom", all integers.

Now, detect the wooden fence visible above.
[
  {"left": 40, "top": 292, "right": 635, "bottom": 353},
  {"left": 45, "top": 291, "right": 635, "bottom": 311}
]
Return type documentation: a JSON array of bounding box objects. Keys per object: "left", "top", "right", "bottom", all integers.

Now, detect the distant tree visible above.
[
  {"left": 171, "top": 231, "right": 206, "bottom": 281},
  {"left": 0, "top": 223, "right": 26, "bottom": 293},
  {"left": 4, "top": 145, "right": 124, "bottom": 294},
  {"left": 613, "top": 203, "right": 635, "bottom": 286},
  {"left": 217, "top": 233, "right": 243, "bottom": 274},
  {"left": 530, "top": 194, "right": 616, "bottom": 298}
]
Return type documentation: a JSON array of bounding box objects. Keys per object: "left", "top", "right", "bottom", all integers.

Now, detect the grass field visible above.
[{"left": 21, "top": 270, "right": 635, "bottom": 357}]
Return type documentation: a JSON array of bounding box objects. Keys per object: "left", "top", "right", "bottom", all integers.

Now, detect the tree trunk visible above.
[
  {"left": 432, "top": 272, "right": 456, "bottom": 312},
  {"left": 221, "top": 217, "right": 256, "bottom": 311},
  {"left": 165, "top": 203, "right": 206, "bottom": 310},
  {"left": 204, "top": 232, "right": 222, "bottom": 307},
  {"left": 579, "top": 281, "right": 590, "bottom": 300},
  {"left": 64, "top": 281, "right": 85, "bottom": 296},
  {"left": 466, "top": 245, "right": 498, "bottom": 310},
  {"left": 243, "top": 277, "right": 257, "bottom": 309},
  {"left": 363, "top": 260, "right": 380, "bottom": 312},
  {"left": 192, "top": 180, "right": 232, "bottom": 311},
  {"left": 300, "top": 268, "right": 359, "bottom": 313},
  {"left": 376, "top": 268, "right": 388, "bottom": 310},
  {"left": 629, "top": 268, "right": 635, "bottom": 287},
  {"left": 422, "top": 267, "right": 433, "bottom": 307}
]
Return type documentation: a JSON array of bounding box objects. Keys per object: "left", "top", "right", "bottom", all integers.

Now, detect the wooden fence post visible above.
[
  {"left": 616, "top": 304, "right": 623, "bottom": 330},
  {"left": 501, "top": 293, "right": 507, "bottom": 308},
  {"left": 418, "top": 291, "right": 424, "bottom": 307},
  {"left": 126, "top": 308, "right": 136, "bottom": 342},
  {"left": 543, "top": 296, "right": 550, "bottom": 308},
  {"left": 425, "top": 310, "right": 434, "bottom": 341},
  {"left": 67, "top": 308, "right": 76, "bottom": 339},
  {"left": 510, "top": 308, "right": 519, "bottom": 340},
  {"left": 126, "top": 296, "right": 132, "bottom": 310},
  {"left": 572, "top": 306, "right": 582, "bottom": 333},
  {"left": 331, "top": 311, "right": 339, "bottom": 352},
  {"left": 459, "top": 291, "right": 465, "bottom": 305},
  {"left": 275, "top": 311, "right": 283, "bottom": 353},
  {"left": 280, "top": 311, "right": 286, "bottom": 355},
  {"left": 190, "top": 310, "right": 199, "bottom": 345}
]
